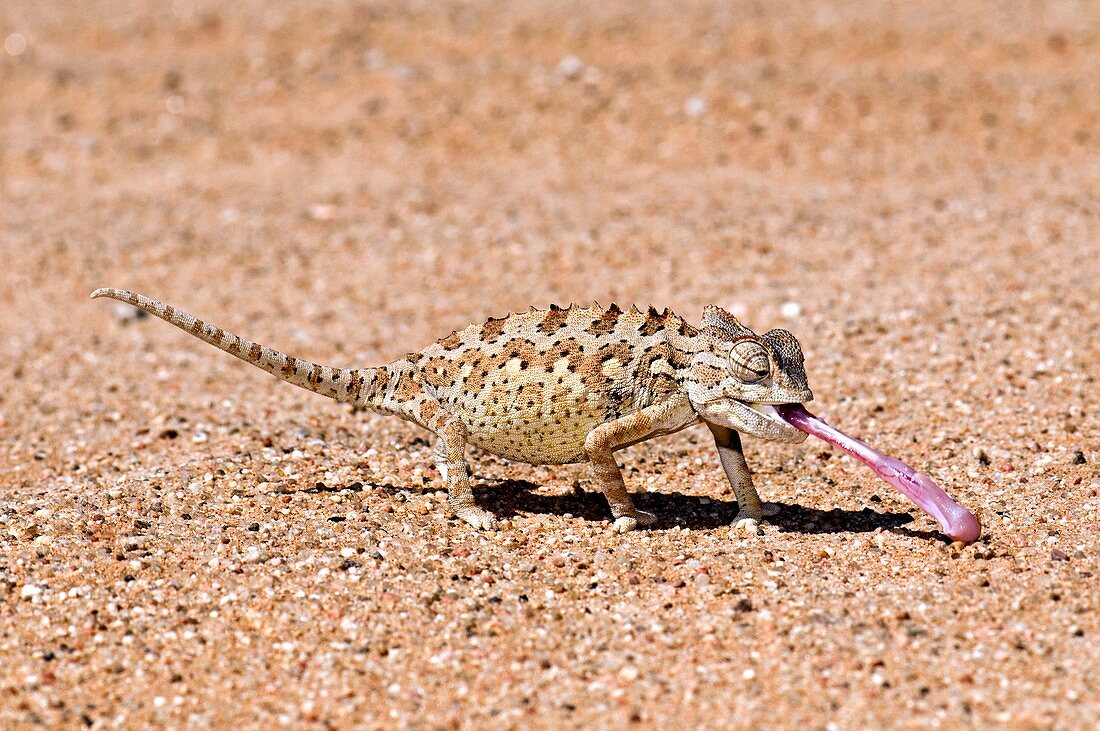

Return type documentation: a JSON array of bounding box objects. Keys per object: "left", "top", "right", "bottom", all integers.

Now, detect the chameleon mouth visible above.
[
  {"left": 747, "top": 402, "right": 790, "bottom": 427},
  {"left": 724, "top": 399, "right": 806, "bottom": 442}
]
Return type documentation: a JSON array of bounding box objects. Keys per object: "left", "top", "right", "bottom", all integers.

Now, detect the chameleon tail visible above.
[{"left": 90, "top": 288, "right": 382, "bottom": 406}]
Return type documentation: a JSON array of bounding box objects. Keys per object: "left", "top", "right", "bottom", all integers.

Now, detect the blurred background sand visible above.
[{"left": 1, "top": 1, "right": 1098, "bottom": 727}]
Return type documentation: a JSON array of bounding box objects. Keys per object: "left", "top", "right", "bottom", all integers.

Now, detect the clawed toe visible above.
[
  {"left": 761, "top": 502, "right": 781, "bottom": 517},
  {"left": 611, "top": 510, "right": 657, "bottom": 533},
  {"left": 456, "top": 507, "right": 500, "bottom": 531},
  {"left": 612, "top": 516, "right": 639, "bottom": 533},
  {"left": 733, "top": 516, "right": 760, "bottom": 536}
]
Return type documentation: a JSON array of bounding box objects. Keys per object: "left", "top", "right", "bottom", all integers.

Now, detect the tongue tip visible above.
[{"left": 944, "top": 512, "right": 982, "bottom": 543}]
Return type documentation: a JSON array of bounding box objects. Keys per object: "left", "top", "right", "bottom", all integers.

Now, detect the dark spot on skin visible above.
[
  {"left": 586, "top": 309, "right": 621, "bottom": 336},
  {"left": 480, "top": 317, "right": 507, "bottom": 341},
  {"left": 639, "top": 316, "right": 664, "bottom": 337},
  {"left": 539, "top": 307, "right": 570, "bottom": 335},
  {"left": 393, "top": 371, "right": 421, "bottom": 401}
]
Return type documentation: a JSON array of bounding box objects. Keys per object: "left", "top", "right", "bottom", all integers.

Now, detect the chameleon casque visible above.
[{"left": 92, "top": 289, "right": 813, "bottom": 533}]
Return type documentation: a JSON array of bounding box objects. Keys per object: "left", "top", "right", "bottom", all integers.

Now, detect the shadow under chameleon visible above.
[
  {"left": 481, "top": 479, "right": 937, "bottom": 536},
  {"left": 296, "top": 477, "right": 941, "bottom": 541},
  {"left": 477, "top": 479, "right": 921, "bottom": 537}
]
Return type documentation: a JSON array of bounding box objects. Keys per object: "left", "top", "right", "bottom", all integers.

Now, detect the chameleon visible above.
[{"left": 91, "top": 288, "right": 813, "bottom": 533}]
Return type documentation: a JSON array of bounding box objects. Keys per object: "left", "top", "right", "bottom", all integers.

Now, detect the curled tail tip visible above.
[{"left": 91, "top": 287, "right": 125, "bottom": 300}]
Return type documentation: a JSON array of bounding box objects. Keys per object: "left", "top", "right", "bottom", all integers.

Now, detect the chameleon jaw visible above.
[
  {"left": 748, "top": 401, "right": 789, "bottom": 425},
  {"left": 717, "top": 399, "right": 808, "bottom": 443}
]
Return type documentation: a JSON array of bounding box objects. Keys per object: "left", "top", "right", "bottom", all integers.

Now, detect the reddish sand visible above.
[{"left": 1, "top": 2, "right": 1097, "bottom": 728}]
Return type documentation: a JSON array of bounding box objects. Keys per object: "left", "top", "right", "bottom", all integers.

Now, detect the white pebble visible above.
[
  {"left": 4, "top": 33, "right": 27, "bottom": 56},
  {"left": 780, "top": 301, "right": 802, "bottom": 319},
  {"left": 684, "top": 95, "right": 707, "bottom": 118},
  {"left": 619, "top": 665, "right": 640, "bottom": 681},
  {"left": 307, "top": 203, "right": 336, "bottom": 221},
  {"left": 557, "top": 55, "right": 583, "bottom": 80},
  {"left": 112, "top": 302, "right": 147, "bottom": 323},
  {"left": 20, "top": 584, "right": 41, "bottom": 599}
]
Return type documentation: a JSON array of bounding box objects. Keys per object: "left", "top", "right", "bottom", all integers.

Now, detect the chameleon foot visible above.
[
  {"left": 611, "top": 509, "right": 657, "bottom": 533},
  {"left": 455, "top": 506, "right": 500, "bottom": 530},
  {"left": 732, "top": 515, "right": 760, "bottom": 536}
]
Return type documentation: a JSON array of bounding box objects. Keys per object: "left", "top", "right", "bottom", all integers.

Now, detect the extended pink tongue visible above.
[{"left": 775, "top": 403, "right": 981, "bottom": 543}]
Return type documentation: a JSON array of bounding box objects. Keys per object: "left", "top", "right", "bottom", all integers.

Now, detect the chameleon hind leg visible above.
[
  {"left": 585, "top": 396, "right": 698, "bottom": 533},
  {"left": 434, "top": 419, "right": 498, "bottom": 530}
]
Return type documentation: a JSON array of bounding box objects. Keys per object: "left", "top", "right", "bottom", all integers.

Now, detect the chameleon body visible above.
[{"left": 92, "top": 289, "right": 813, "bottom": 533}]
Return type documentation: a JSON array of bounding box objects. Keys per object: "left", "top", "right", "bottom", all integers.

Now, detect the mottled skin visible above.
[{"left": 92, "top": 289, "right": 813, "bottom": 532}]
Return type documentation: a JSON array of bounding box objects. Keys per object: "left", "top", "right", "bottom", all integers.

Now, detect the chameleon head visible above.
[{"left": 685, "top": 306, "right": 813, "bottom": 443}]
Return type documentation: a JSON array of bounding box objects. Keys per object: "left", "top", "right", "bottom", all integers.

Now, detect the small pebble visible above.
[
  {"left": 780, "top": 302, "right": 802, "bottom": 319},
  {"left": 306, "top": 203, "right": 336, "bottom": 221},
  {"left": 684, "top": 95, "right": 707, "bottom": 118},
  {"left": 556, "top": 55, "right": 583, "bottom": 80},
  {"left": 112, "top": 303, "right": 148, "bottom": 324}
]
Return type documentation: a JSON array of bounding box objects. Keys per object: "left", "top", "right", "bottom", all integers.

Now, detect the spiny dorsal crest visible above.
[{"left": 700, "top": 305, "right": 751, "bottom": 341}]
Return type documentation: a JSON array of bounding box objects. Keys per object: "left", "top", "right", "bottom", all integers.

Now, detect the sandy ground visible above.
[{"left": 1, "top": 1, "right": 1098, "bottom": 728}]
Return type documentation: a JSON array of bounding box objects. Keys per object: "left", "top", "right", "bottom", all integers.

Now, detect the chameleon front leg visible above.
[
  {"left": 585, "top": 397, "right": 698, "bottom": 533},
  {"left": 431, "top": 435, "right": 449, "bottom": 483},
  {"left": 707, "top": 422, "right": 779, "bottom": 534},
  {"left": 434, "top": 419, "right": 498, "bottom": 530}
]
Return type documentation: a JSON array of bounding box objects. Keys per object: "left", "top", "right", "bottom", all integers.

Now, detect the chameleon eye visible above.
[{"left": 729, "top": 341, "right": 771, "bottom": 383}]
